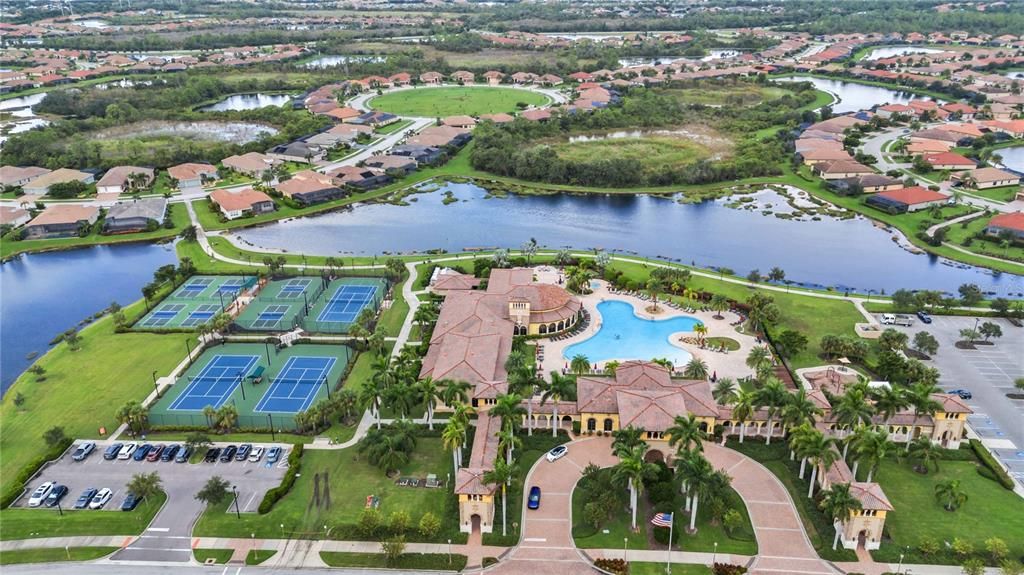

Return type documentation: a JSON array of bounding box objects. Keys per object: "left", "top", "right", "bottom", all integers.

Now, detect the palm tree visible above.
[
  {"left": 819, "top": 483, "right": 863, "bottom": 550},
  {"left": 483, "top": 458, "right": 518, "bottom": 537},
  {"left": 710, "top": 294, "right": 730, "bottom": 320},
  {"left": 805, "top": 433, "right": 839, "bottom": 498},
  {"left": 570, "top": 354, "right": 590, "bottom": 376},
  {"left": 907, "top": 436, "right": 942, "bottom": 474},
  {"left": 216, "top": 404, "right": 238, "bottom": 433},
  {"left": 872, "top": 386, "right": 910, "bottom": 428},
  {"left": 611, "top": 426, "right": 646, "bottom": 457},
  {"left": 675, "top": 452, "right": 716, "bottom": 533},
  {"left": 754, "top": 378, "right": 788, "bottom": 445},
  {"left": 781, "top": 388, "right": 822, "bottom": 435},
  {"left": 682, "top": 357, "right": 709, "bottom": 380},
  {"left": 201, "top": 405, "right": 217, "bottom": 429},
  {"left": 645, "top": 277, "right": 662, "bottom": 311},
  {"left": 789, "top": 423, "right": 817, "bottom": 478},
  {"left": 612, "top": 444, "right": 659, "bottom": 531},
  {"left": 361, "top": 433, "right": 410, "bottom": 474},
  {"left": 712, "top": 378, "right": 738, "bottom": 405},
  {"left": 416, "top": 378, "right": 441, "bottom": 430},
  {"left": 541, "top": 372, "right": 575, "bottom": 437},
  {"left": 854, "top": 429, "right": 897, "bottom": 482},
  {"left": 732, "top": 390, "right": 755, "bottom": 443},
  {"left": 934, "top": 479, "right": 967, "bottom": 512},
  {"left": 666, "top": 414, "right": 707, "bottom": 455},
  {"left": 693, "top": 323, "right": 708, "bottom": 346},
  {"left": 745, "top": 346, "right": 773, "bottom": 381},
  {"left": 504, "top": 349, "right": 528, "bottom": 375},
  {"left": 358, "top": 381, "right": 385, "bottom": 430},
  {"left": 125, "top": 471, "right": 163, "bottom": 504},
  {"left": 603, "top": 360, "right": 620, "bottom": 376},
  {"left": 440, "top": 379, "right": 472, "bottom": 408},
  {"left": 507, "top": 368, "right": 539, "bottom": 436},
  {"left": 496, "top": 426, "right": 522, "bottom": 466},
  {"left": 845, "top": 425, "right": 873, "bottom": 476},
  {"left": 491, "top": 393, "right": 526, "bottom": 446},
  {"left": 384, "top": 382, "right": 416, "bottom": 420},
  {"left": 833, "top": 387, "right": 875, "bottom": 452},
  {"left": 442, "top": 419, "right": 466, "bottom": 477}
]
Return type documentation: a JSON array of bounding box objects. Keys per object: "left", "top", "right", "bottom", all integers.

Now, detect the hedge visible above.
[
  {"left": 257, "top": 443, "right": 303, "bottom": 514},
  {"left": 2, "top": 438, "right": 74, "bottom": 508},
  {"left": 969, "top": 439, "right": 1015, "bottom": 490}
]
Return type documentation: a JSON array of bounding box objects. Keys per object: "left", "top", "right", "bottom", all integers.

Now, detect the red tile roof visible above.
[
  {"left": 987, "top": 211, "right": 1024, "bottom": 233},
  {"left": 877, "top": 186, "right": 947, "bottom": 205}
]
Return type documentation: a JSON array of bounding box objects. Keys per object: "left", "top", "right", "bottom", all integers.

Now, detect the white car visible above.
[
  {"left": 248, "top": 446, "right": 265, "bottom": 462},
  {"left": 89, "top": 488, "right": 113, "bottom": 510},
  {"left": 545, "top": 445, "right": 568, "bottom": 462},
  {"left": 117, "top": 443, "right": 138, "bottom": 460},
  {"left": 27, "top": 482, "right": 55, "bottom": 507}
]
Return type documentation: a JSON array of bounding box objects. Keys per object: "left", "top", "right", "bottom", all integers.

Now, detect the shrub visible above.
[
  {"left": 593, "top": 558, "right": 628, "bottom": 574},
  {"left": 712, "top": 564, "right": 748, "bottom": 575},
  {"left": 917, "top": 536, "right": 939, "bottom": 556},
  {"left": 418, "top": 512, "right": 440, "bottom": 538},
  {"left": 257, "top": 444, "right": 303, "bottom": 514},
  {"left": 652, "top": 524, "right": 679, "bottom": 545},
  {"left": 357, "top": 507, "right": 383, "bottom": 538},
  {"left": 646, "top": 481, "right": 677, "bottom": 508},
  {"left": 389, "top": 510, "right": 411, "bottom": 535},
  {"left": 951, "top": 537, "right": 974, "bottom": 559},
  {"left": 969, "top": 439, "right": 1015, "bottom": 489},
  {"left": 0, "top": 437, "right": 73, "bottom": 508}
]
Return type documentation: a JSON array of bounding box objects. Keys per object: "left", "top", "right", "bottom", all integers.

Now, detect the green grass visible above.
[
  {"left": 545, "top": 134, "right": 725, "bottom": 178},
  {"left": 869, "top": 459, "right": 1024, "bottom": 566},
  {"left": 320, "top": 551, "right": 467, "bottom": 571},
  {"left": 0, "top": 547, "right": 119, "bottom": 565},
  {"left": 368, "top": 86, "right": 550, "bottom": 117},
  {"left": 0, "top": 491, "right": 167, "bottom": 541},
  {"left": 706, "top": 337, "right": 741, "bottom": 351},
  {"left": 192, "top": 440, "right": 455, "bottom": 540},
  {"left": 0, "top": 303, "right": 196, "bottom": 494},
  {"left": 193, "top": 548, "right": 233, "bottom": 564},
  {"left": 379, "top": 273, "right": 410, "bottom": 337},
  {"left": 375, "top": 119, "right": 414, "bottom": 135},
  {"left": 1, "top": 202, "right": 189, "bottom": 260},
  {"left": 246, "top": 549, "right": 277, "bottom": 565},
  {"left": 960, "top": 185, "right": 1022, "bottom": 203},
  {"left": 943, "top": 215, "right": 1024, "bottom": 264},
  {"left": 659, "top": 85, "right": 789, "bottom": 106},
  {"left": 631, "top": 564, "right": 712, "bottom": 575},
  {"left": 142, "top": 430, "right": 316, "bottom": 444}
]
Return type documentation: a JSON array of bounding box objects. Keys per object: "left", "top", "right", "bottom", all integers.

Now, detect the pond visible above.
[
  {"left": 564, "top": 300, "right": 699, "bottom": 368},
  {"left": 93, "top": 120, "right": 278, "bottom": 143},
  {"left": 619, "top": 56, "right": 686, "bottom": 68},
  {"left": 1003, "top": 70, "right": 1024, "bottom": 80},
  {"left": 0, "top": 92, "right": 50, "bottom": 145},
  {"left": 198, "top": 93, "right": 295, "bottom": 112},
  {"left": 996, "top": 146, "right": 1024, "bottom": 173},
  {"left": 862, "top": 46, "right": 942, "bottom": 61},
  {"left": 776, "top": 75, "right": 931, "bottom": 114},
  {"left": 232, "top": 181, "right": 1024, "bottom": 297},
  {"left": 0, "top": 243, "right": 178, "bottom": 395},
  {"left": 303, "top": 55, "right": 386, "bottom": 69}
]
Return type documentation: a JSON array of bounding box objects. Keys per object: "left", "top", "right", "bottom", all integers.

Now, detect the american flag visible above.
[{"left": 651, "top": 512, "right": 673, "bottom": 528}]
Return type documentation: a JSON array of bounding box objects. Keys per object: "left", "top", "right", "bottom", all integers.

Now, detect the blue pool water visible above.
[{"left": 563, "top": 300, "right": 700, "bottom": 367}]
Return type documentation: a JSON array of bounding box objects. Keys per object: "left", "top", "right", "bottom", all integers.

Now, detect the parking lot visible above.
[
  {"left": 876, "top": 314, "right": 1024, "bottom": 482},
  {"left": 16, "top": 440, "right": 288, "bottom": 562}
]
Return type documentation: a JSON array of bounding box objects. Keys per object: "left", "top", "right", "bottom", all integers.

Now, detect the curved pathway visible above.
[{"left": 489, "top": 437, "right": 840, "bottom": 575}]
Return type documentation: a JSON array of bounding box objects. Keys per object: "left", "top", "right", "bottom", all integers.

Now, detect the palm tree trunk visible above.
[
  {"left": 552, "top": 401, "right": 559, "bottom": 437},
  {"left": 502, "top": 484, "right": 508, "bottom": 537},
  {"left": 866, "top": 467, "right": 874, "bottom": 483},
  {"left": 766, "top": 419, "right": 773, "bottom": 445},
  {"left": 790, "top": 449, "right": 795, "bottom": 461},
  {"left": 842, "top": 442, "right": 849, "bottom": 460},
  {"left": 453, "top": 449, "right": 460, "bottom": 477},
  {"left": 851, "top": 460, "right": 859, "bottom": 479},
  {"left": 375, "top": 400, "right": 382, "bottom": 430},
  {"left": 689, "top": 495, "right": 699, "bottom": 532},
  {"left": 527, "top": 399, "right": 533, "bottom": 436},
  {"left": 832, "top": 524, "right": 841, "bottom": 550},
  {"left": 799, "top": 457, "right": 807, "bottom": 479},
  {"left": 740, "top": 423, "right": 746, "bottom": 443},
  {"left": 808, "top": 465, "right": 818, "bottom": 498},
  {"left": 427, "top": 403, "right": 433, "bottom": 430},
  {"left": 629, "top": 480, "right": 638, "bottom": 530},
  {"left": 685, "top": 495, "right": 691, "bottom": 512}
]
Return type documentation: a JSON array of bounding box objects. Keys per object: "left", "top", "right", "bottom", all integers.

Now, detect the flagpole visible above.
[{"left": 666, "top": 514, "right": 673, "bottom": 575}]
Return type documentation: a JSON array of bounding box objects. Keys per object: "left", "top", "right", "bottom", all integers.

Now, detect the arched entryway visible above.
[
  {"left": 471, "top": 514, "right": 481, "bottom": 534},
  {"left": 644, "top": 449, "right": 665, "bottom": 463}
]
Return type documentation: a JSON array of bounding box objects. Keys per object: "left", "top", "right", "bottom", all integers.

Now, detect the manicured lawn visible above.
[
  {"left": 192, "top": 439, "right": 457, "bottom": 540},
  {"left": 961, "top": 185, "right": 1021, "bottom": 203},
  {"left": 870, "top": 459, "right": 1024, "bottom": 566},
  {"left": 368, "top": 86, "right": 550, "bottom": 117},
  {"left": 247, "top": 549, "right": 277, "bottom": 565},
  {"left": 632, "top": 563, "right": 711, "bottom": 575},
  {"left": 379, "top": 274, "right": 410, "bottom": 337},
  {"left": 660, "top": 85, "right": 790, "bottom": 106},
  {"left": 320, "top": 551, "right": 467, "bottom": 571},
  {"left": 943, "top": 214, "right": 1024, "bottom": 265},
  {"left": 0, "top": 546, "right": 119, "bottom": 565},
  {"left": 375, "top": 119, "right": 414, "bottom": 135},
  {"left": 143, "top": 430, "right": 316, "bottom": 444},
  {"left": 1, "top": 202, "right": 189, "bottom": 260},
  {"left": 0, "top": 303, "right": 196, "bottom": 494},
  {"left": 0, "top": 491, "right": 167, "bottom": 540},
  {"left": 193, "top": 548, "right": 233, "bottom": 564}
]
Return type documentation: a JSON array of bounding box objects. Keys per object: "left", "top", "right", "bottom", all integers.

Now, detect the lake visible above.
[
  {"left": 199, "top": 93, "right": 295, "bottom": 112},
  {"left": 233, "top": 182, "right": 1024, "bottom": 297},
  {"left": 863, "top": 46, "right": 942, "bottom": 61},
  {"left": 777, "top": 75, "right": 930, "bottom": 114},
  {"left": 0, "top": 243, "right": 178, "bottom": 395},
  {"left": 997, "top": 146, "right": 1024, "bottom": 173},
  {"left": 0, "top": 92, "right": 50, "bottom": 145},
  {"left": 303, "top": 55, "right": 386, "bottom": 69},
  {"left": 93, "top": 120, "right": 278, "bottom": 143}
]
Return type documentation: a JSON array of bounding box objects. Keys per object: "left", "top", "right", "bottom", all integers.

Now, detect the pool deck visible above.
[{"left": 537, "top": 277, "right": 761, "bottom": 382}]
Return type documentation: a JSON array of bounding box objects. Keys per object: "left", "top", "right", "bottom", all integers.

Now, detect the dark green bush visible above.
[
  {"left": 258, "top": 443, "right": 303, "bottom": 513},
  {"left": 1, "top": 438, "right": 73, "bottom": 508},
  {"left": 970, "top": 439, "right": 1015, "bottom": 490}
]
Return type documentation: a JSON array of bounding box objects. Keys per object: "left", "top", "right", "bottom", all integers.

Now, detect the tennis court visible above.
[
  {"left": 302, "top": 278, "right": 387, "bottom": 333},
  {"left": 135, "top": 275, "right": 254, "bottom": 330},
  {"left": 170, "top": 276, "right": 250, "bottom": 301},
  {"left": 316, "top": 284, "right": 378, "bottom": 323},
  {"left": 168, "top": 354, "right": 259, "bottom": 411},
  {"left": 233, "top": 277, "right": 326, "bottom": 332},
  {"left": 253, "top": 356, "right": 337, "bottom": 413}
]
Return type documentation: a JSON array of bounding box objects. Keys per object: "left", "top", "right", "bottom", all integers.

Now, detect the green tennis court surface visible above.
[
  {"left": 234, "top": 277, "right": 326, "bottom": 331},
  {"left": 135, "top": 275, "right": 255, "bottom": 329},
  {"left": 149, "top": 343, "right": 353, "bottom": 428},
  {"left": 301, "top": 277, "right": 387, "bottom": 334}
]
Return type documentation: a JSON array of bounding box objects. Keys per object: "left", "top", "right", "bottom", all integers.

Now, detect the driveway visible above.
[
  {"left": 875, "top": 314, "right": 1024, "bottom": 481},
  {"left": 17, "top": 441, "right": 288, "bottom": 563}
]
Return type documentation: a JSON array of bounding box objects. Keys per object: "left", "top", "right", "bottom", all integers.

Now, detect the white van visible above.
[
  {"left": 117, "top": 443, "right": 138, "bottom": 460},
  {"left": 881, "top": 314, "right": 896, "bottom": 325}
]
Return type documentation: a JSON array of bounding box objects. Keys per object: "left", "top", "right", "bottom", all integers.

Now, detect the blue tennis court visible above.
[
  {"left": 315, "top": 284, "right": 378, "bottom": 323},
  {"left": 139, "top": 304, "right": 186, "bottom": 327},
  {"left": 180, "top": 303, "right": 221, "bottom": 327},
  {"left": 251, "top": 304, "right": 291, "bottom": 329},
  {"left": 277, "top": 278, "right": 312, "bottom": 299},
  {"left": 254, "top": 356, "right": 336, "bottom": 413},
  {"left": 168, "top": 354, "right": 259, "bottom": 411}
]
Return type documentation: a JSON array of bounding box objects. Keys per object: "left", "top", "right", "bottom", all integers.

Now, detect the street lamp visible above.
[
  {"left": 448, "top": 539, "right": 452, "bottom": 564},
  {"left": 897, "top": 552, "right": 905, "bottom": 574},
  {"left": 624, "top": 537, "right": 628, "bottom": 562},
  {"left": 280, "top": 523, "right": 285, "bottom": 540},
  {"left": 232, "top": 485, "right": 241, "bottom": 519},
  {"left": 712, "top": 542, "right": 718, "bottom": 565},
  {"left": 151, "top": 370, "right": 159, "bottom": 394}
]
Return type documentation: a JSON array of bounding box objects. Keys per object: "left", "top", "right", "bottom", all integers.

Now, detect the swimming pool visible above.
[{"left": 564, "top": 300, "right": 700, "bottom": 367}]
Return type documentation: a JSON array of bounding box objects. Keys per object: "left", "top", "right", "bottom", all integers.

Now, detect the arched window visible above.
[
  {"left": 557, "top": 320, "right": 564, "bottom": 331},
  {"left": 587, "top": 418, "right": 596, "bottom": 431},
  {"left": 603, "top": 418, "right": 613, "bottom": 431},
  {"left": 539, "top": 324, "right": 548, "bottom": 334},
  {"left": 548, "top": 323, "right": 556, "bottom": 332}
]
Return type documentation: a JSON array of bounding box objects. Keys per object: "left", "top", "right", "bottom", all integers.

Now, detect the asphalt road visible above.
[
  {"left": 0, "top": 564, "right": 431, "bottom": 575},
  {"left": 17, "top": 443, "right": 288, "bottom": 563},
  {"left": 875, "top": 314, "right": 1024, "bottom": 479}
]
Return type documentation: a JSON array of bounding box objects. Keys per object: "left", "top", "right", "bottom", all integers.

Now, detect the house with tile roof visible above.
[
  {"left": 23, "top": 204, "right": 99, "bottom": 239},
  {"left": 984, "top": 211, "right": 1024, "bottom": 240},
  {"left": 866, "top": 186, "right": 948, "bottom": 213}
]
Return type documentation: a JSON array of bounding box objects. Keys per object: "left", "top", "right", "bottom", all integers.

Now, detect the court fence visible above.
[{"left": 148, "top": 412, "right": 302, "bottom": 431}]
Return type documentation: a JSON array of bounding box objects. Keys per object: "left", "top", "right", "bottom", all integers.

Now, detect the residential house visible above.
[
  {"left": 266, "top": 141, "right": 325, "bottom": 164},
  {"left": 856, "top": 174, "right": 904, "bottom": 193},
  {"left": 539, "top": 74, "right": 563, "bottom": 86},
  {"left": 941, "top": 102, "right": 977, "bottom": 120},
  {"left": 327, "top": 166, "right": 392, "bottom": 190},
  {"left": 983, "top": 120, "right": 1024, "bottom": 139},
  {"left": 323, "top": 106, "right": 362, "bottom": 122},
  {"left": 209, "top": 187, "right": 276, "bottom": 220},
  {"left": 520, "top": 109, "right": 552, "bottom": 122},
  {"left": 23, "top": 204, "right": 100, "bottom": 239},
  {"left": 167, "top": 163, "right": 218, "bottom": 192},
  {"left": 909, "top": 128, "right": 962, "bottom": 147},
  {"left": 984, "top": 211, "right": 1024, "bottom": 240},
  {"left": 221, "top": 152, "right": 281, "bottom": 178},
  {"left": 408, "top": 126, "right": 472, "bottom": 149},
  {"left": 22, "top": 168, "right": 95, "bottom": 195},
  {"left": 95, "top": 166, "right": 155, "bottom": 195},
  {"left": 905, "top": 140, "right": 953, "bottom": 154},
  {"left": 0, "top": 206, "right": 31, "bottom": 228},
  {"left": 103, "top": 198, "right": 167, "bottom": 233},
  {"left": 482, "top": 71, "right": 504, "bottom": 85},
  {"left": 866, "top": 186, "right": 949, "bottom": 213},
  {"left": 813, "top": 160, "right": 874, "bottom": 180},
  {"left": 352, "top": 111, "right": 400, "bottom": 128},
  {"left": 951, "top": 167, "right": 1020, "bottom": 189},
  {"left": 274, "top": 170, "right": 345, "bottom": 206},
  {"left": 420, "top": 71, "right": 444, "bottom": 85},
  {"left": 389, "top": 72, "right": 411, "bottom": 86},
  {"left": 800, "top": 148, "right": 853, "bottom": 166},
  {"left": 390, "top": 144, "right": 445, "bottom": 166},
  {"left": 922, "top": 152, "right": 976, "bottom": 170},
  {"left": 364, "top": 155, "right": 417, "bottom": 176},
  {"left": 442, "top": 115, "right": 477, "bottom": 129},
  {"left": 479, "top": 113, "right": 515, "bottom": 124},
  {"left": 874, "top": 103, "right": 914, "bottom": 119},
  {"left": 450, "top": 70, "right": 475, "bottom": 84},
  {"left": 0, "top": 166, "right": 50, "bottom": 188}
]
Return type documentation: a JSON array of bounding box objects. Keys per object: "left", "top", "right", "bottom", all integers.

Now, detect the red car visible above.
[{"left": 146, "top": 444, "right": 165, "bottom": 462}]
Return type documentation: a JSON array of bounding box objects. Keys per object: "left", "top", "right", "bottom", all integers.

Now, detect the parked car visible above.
[
  {"left": 44, "top": 485, "right": 69, "bottom": 508},
  {"left": 203, "top": 448, "right": 221, "bottom": 463},
  {"left": 132, "top": 444, "right": 152, "bottom": 462},
  {"left": 104, "top": 443, "right": 124, "bottom": 460},
  {"left": 527, "top": 486, "right": 542, "bottom": 510},
  {"left": 121, "top": 492, "right": 143, "bottom": 511},
  {"left": 28, "top": 482, "right": 55, "bottom": 507},
  {"left": 146, "top": 445, "right": 165, "bottom": 462},
  {"left": 117, "top": 443, "right": 138, "bottom": 460},
  {"left": 161, "top": 445, "right": 180, "bottom": 462},
  {"left": 947, "top": 388, "right": 972, "bottom": 400},
  {"left": 546, "top": 445, "right": 568, "bottom": 462},
  {"left": 916, "top": 311, "right": 932, "bottom": 324},
  {"left": 266, "top": 446, "right": 282, "bottom": 464},
  {"left": 219, "top": 445, "right": 237, "bottom": 462},
  {"left": 71, "top": 441, "right": 96, "bottom": 462},
  {"left": 175, "top": 446, "right": 193, "bottom": 463},
  {"left": 89, "top": 488, "right": 113, "bottom": 510},
  {"left": 75, "top": 488, "right": 98, "bottom": 509},
  {"left": 881, "top": 313, "right": 914, "bottom": 326},
  {"left": 248, "top": 446, "right": 265, "bottom": 462},
  {"left": 235, "top": 444, "right": 252, "bottom": 461}
]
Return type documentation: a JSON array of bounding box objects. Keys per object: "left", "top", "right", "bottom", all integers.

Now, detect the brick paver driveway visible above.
[{"left": 487, "top": 437, "right": 840, "bottom": 575}]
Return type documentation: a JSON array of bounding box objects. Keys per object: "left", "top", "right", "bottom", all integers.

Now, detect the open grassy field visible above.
[
  {"left": 0, "top": 301, "right": 196, "bottom": 494},
  {"left": 869, "top": 459, "right": 1024, "bottom": 566},
  {"left": 320, "top": 551, "right": 468, "bottom": 571},
  {"left": 545, "top": 128, "right": 732, "bottom": 177},
  {"left": 660, "top": 85, "right": 790, "bottom": 106},
  {"left": 368, "top": 86, "right": 550, "bottom": 117},
  {"left": 943, "top": 214, "right": 1024, "bottom": 264}
]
